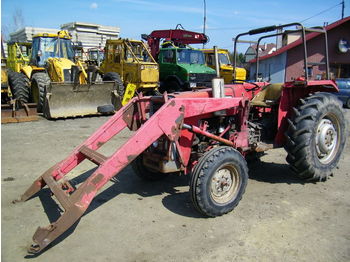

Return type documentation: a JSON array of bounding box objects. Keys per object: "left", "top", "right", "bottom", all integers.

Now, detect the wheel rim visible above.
[
  {"left": 210, "top": 164, "right": 240, "bottom": 204},
  {"left": 315, "top": 113, "right": 341, "bottom": 164}
]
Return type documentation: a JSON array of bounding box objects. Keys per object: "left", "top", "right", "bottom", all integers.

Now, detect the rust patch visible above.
[
  {"left": 127, "top": 154, "right": 137, "bottom": 163},
  {"left": 122, "top": 104, "right": 136, "bottom": 128},
  {"left": 167, "top": 100, "right": 176, "bottom": 107},
  {"left": 175, "top": 114, "right": 184, "bottom": 125},
  {"left": 91, "top": 173, "right": 104, "bottom": 185},
  {"left": 97, "top": 141, "right": 105, "bottom": 147}
]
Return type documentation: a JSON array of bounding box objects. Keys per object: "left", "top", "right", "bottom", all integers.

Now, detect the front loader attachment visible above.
[
  {"left": 16, "top": 92, "right": 246, "bottom": 253},
  {"left": 44, "top": 82, "right": 118, "bottom": 119}
]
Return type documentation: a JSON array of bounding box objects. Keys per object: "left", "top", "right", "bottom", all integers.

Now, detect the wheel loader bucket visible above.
[{"left": 44, "top": 82, "right": 120, "bottom": 119}]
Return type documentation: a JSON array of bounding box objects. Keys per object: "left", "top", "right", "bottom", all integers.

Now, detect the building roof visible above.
[
  {"left": 246, "top": 43, "right": 276, "bottom": 57},
  {"left": 249, "top": 16, "right": 350, "bottom": 63}
]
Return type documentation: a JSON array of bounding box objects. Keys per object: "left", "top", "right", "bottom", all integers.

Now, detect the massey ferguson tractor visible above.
[{"left": 15, "top": 23, "right": 347, "bottom": 254}]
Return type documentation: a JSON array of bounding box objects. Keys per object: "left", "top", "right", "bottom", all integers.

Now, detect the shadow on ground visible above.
[{"left": 25, "top": 158, "right": 305, "bottom": 258}]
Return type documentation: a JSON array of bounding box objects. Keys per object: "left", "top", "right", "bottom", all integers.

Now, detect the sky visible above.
[{"left": 1, "top": 0, "right": 349, "bottom": 52}]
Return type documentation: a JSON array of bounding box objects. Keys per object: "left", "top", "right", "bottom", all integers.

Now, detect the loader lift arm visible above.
[
  {"left": 142, "top": 24, "right": 209, "bottom": 59},
  {"left": 16, "top": 90, "right": 250, "bottom": 253}
]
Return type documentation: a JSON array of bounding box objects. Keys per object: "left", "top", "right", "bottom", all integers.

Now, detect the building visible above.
[
  {"left": 244, "top": 43, "right": 276, "bottom": 63},
  {"left": 9, "top": 22, "right": 120, "bottom": 50},
  {"left": 60, "top": 22, "right": 120, "bottom": 49},
  {"left": 248, "top": 17, "right": 350, "bottom": 83}
]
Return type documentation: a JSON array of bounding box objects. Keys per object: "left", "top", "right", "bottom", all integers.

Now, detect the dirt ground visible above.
[{"left": 1, "top": 109, "right": 350, "bottom": 262}]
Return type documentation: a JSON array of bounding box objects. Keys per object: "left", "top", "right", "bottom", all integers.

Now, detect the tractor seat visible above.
[{"left": 251, "top": 83, "right": 284, "bottom": 107}]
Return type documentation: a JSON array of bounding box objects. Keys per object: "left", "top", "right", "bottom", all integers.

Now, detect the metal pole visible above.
[
  {"left": 203, "top": 0, "right": 206, "bottom": 48},
  {"left": 214, "top": 46, "right": 220, "bottom": 77},
  {"left": 342, "top": 0, "right": 345, "bottom": 19}
]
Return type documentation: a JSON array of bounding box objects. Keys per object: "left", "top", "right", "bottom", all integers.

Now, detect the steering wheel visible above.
[{"left": 232, "top": 79, "right": 261, "bottom": 92}]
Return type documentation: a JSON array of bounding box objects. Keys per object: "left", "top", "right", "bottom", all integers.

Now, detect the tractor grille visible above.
[
  {"left": 188, "top": 73, "right": 216, "bottom": 88},
  {"left": 189, "top": 73, "right": 216, "bottom": 83}
]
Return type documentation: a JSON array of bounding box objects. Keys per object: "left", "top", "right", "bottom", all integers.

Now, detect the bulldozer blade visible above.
[
  {"left": 1, "top": 102, "right": 38, "bottom": 124},
  {"left": 44, "top": 82, "right": 117, "bottom": 119}
]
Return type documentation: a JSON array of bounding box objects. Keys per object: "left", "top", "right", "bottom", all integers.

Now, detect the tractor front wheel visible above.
[
  {"left": 190, "top": 146, "right": 248, "bottom": 217},
  {"left": 31, "top": 72, "right": 50, "bottom": 113},
  {"left": 285, "top": 92, "right": 346, "bottom": 181}
]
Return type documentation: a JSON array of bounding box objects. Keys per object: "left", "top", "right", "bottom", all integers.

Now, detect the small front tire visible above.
[{"left": 190, "top": 146, "right": 248, "bottom": 217}]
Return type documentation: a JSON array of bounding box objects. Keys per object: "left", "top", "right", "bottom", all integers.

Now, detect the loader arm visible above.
[{"left": 17, "top": 92, "right": 248, "bottom": 253}]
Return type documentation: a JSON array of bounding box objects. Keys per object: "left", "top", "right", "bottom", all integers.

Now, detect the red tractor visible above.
[{"left": 16, "top": 23, "right": 347, "bottom": 253}]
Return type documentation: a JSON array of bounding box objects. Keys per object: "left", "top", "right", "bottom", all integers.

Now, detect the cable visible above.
[{"left": 300, "top": 2, "right": 343, "bottom": 23}]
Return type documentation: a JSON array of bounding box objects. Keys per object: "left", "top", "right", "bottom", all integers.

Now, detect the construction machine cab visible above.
[
  {"left": 100, "top": 39, "right": 159, "bottom": 91},
  {"left": 201, "top": 48, "right": 246, "bottom": 83},
  {"left": 142, "top": 25, "right": 216, "bottom": 91},
  {"left": 7, "top": 42, "right": 32, "bottom": 73},
  {"left": 30, "top": 31, "right": 75, "bottom": 67}
]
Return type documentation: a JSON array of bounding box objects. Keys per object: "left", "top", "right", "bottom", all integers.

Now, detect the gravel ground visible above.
[{"left": 1, "top": 109, "right": 350, "bottom": 262}]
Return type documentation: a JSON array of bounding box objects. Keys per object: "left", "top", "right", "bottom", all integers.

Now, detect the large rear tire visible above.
[
  {"left": 285, "top": 92, "right": 347, "bottom": 181},
  {"left": 8, "top": 71, "right": 30, "bottom": 103},
  {"left": 190, "top": 146, "right": 248, "bottom": 217},
  {"left": 31, "top": 72, "right": 50, "bottom": 113},
  {"left": 103, "top": 72, "right": 124, "bottom": 97}
]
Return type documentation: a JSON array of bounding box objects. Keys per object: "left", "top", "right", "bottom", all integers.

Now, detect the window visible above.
[{"left": 163, "top": 50, "right": 175, "bottom": 63}]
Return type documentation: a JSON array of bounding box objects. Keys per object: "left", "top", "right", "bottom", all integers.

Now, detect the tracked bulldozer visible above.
[{"left": 17, "top": 31, "right": 116, "bottom": 119}]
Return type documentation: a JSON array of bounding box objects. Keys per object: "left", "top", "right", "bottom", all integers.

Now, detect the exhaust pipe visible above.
[{"left": 212, "top": 46, "right": 225, "bottom": 98}]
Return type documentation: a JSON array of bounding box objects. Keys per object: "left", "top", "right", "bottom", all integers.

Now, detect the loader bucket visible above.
[{"left": 44, "top": 82, "right": 118, "bottom": 119}]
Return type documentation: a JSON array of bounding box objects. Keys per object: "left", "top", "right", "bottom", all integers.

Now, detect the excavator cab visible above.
[{"left": 30, "top": 32, "right": 74, "bottom": 67}]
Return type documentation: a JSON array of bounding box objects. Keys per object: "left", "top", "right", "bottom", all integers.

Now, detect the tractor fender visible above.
[{"left": 275, "top": 81, "right": 339, "bottom": 146}]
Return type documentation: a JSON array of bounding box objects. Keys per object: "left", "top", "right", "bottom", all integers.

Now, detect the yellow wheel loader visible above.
[
  {"left": 6, "top": 41, "right": 31, "bottom": 73},
  {"left": 201, "top": 48, "right": 246, "bottom": 84},
  {"left": 1, "top": 40, "right": 37, "bottom": 123},
  {"left": 18, "top": 31, "right": 117, "bottom": 119},
  {"left": 99, "top": 39, "right": 159, "bottom": 105}
]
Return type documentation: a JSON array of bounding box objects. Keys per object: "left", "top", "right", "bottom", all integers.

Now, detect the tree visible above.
[
  {"left": 1, "top": 8, "right": 25, "bottom": 41},
  {"left": 229, "top": 51, "right": 246, "bottom": 67}
]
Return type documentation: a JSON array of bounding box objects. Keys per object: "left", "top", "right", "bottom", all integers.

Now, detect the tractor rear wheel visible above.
[
  {"left": 8, "top": 71, "right": 30, "bottom": 103},
  {"left": 31, "top": 72, "right": 50, "bottom": 113},
  {"left": 131, "top": 155, "right": 167, "bottom": 181},
  {"left": 103, "top": 72, "right": 124, "bottom": 97},
  {"left": 285, "top": 92, "right": 346, "bottom": 181},
  {"left": 190, "top": 146, "right": 248, "bottom": 217}
]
